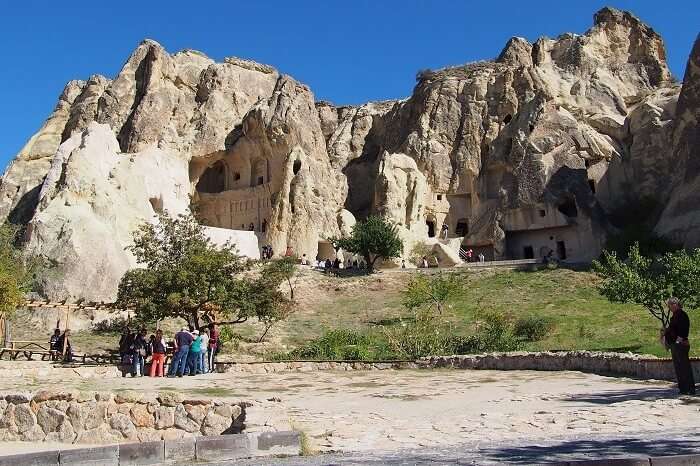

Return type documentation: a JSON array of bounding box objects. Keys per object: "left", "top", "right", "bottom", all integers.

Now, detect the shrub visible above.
[
  {"left": 382, "top": 310, "right": 455, "bottom": 359},
  {"left": 513, "top": 315, "right": 555, "bottom": 342},
  {"left": 284, "top": 329, "right": 385, "bottom": 361},
  {"left": 452, "top": 313, "right": 523, "bottom": 353}
]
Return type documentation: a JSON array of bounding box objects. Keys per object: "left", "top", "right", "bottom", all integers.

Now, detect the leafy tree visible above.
[
  {"left": 116, "top": 213, "right": 291, "bottom": 330},
  {"left": 0, "top": 225, "right": 32, "bottom": 319},
  {"left": 329, "top": 216, "right": 403, "bottom": 271},
  {"left": 402, "top": 272, "right": 461, "bottom": 314},
  {"left": 264, "top": 256, "right": 298, "bottom": 300},
  {"left": 593, "top": 243, "right": 700, "bottom": 326}
]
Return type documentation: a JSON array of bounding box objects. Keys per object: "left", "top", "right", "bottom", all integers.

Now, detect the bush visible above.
[
  {"left": 513, "top": 315, "right": 555, "bottom": 342},
  {"left": 457, "top": 313, "right": 523, "bottom": 353},
  {"left": 92, "top": 316, "right": 132, "bottom": 334},
  {"left": 283, "top": 329, "right": 387, "bottom": 361},
  {"left": 382, "top": 311, "right": 455, "bottom": 359}
]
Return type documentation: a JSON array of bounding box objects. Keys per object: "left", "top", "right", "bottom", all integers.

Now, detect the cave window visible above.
[
  {"left": 293, "top": 159, "right": 302, "bottom": 175},
  {"left": 233, "top": 172, "right": 241, "bottom": 181},
  {"left": 588, "top": 179, "right": 596, "bottom": 194},
  {"left": 437, "top": 194, "right": 443, "bottom": 201},
  {"left": 528, "top": 124, "right": 534, "bottom": 133},
  {"left": 251, "top": 159, "right": 267, "bottom": 187},
  {"left": 261, "top": 219, "right": 267, "bottom": 233},
  {"left": 557, "top": 199, "right": 578, "bottom": 218},
  {"left": 539, "top": 209, "right": 546, "bottom": 217},
  {"left": 455, "top": 219, "right": 469, "bottom": 236},
  {"left": 523, "top": 246, "right": 534, "bottom": 259},
  {"left": 503, "top": 114, "right": 512, "bottom": 124},
  {"left": 196, "top": 160, "right": 227, "bottom": 193},
  {"left": 584, "top": 160, "right": 591, "bottom": 168}
]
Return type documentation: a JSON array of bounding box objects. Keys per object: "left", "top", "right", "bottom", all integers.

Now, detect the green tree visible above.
[
  {"left": 253, "top": 258, "right": 296, "bottom": 342},
  {"left": 263, "top": 256, "right": 298, "bottom": 300},
  {"left": 402, "top": 272, "right": 461, "bottom": 314},
  {"left": 593, "top": 243, "right": 700, "bottom": 326},
  {"left": 329, "top": 216, "right": 403, "bottom": 271},
  {"left": 0, "top": 225, "right": 31, "bottom": 319},
  {"left": 116, "top": 213, "right": 291, "bottom": 330}
]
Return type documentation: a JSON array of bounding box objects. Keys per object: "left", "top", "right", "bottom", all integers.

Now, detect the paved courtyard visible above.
[{"left": 2, "top": 362, "right": 698, "bottom": 461}]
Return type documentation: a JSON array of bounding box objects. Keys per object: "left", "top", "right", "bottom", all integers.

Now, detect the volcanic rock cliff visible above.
[{"left": 1, "top": 7, "right": 698, "bottom": 301}]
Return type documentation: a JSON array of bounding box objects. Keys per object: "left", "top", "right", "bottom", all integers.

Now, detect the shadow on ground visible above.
[
  {"left": 481, "top": 435, "right": 700, "bottom": 464},
  {"left": 561, "top": 387, "right": 678, "bottom": 404}
]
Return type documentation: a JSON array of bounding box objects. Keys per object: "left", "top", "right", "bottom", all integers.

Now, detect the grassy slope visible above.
[
  {"left": 18, "top": 267, "right": 697, "bottom": 358},
  {"left": 263, "top": 267, "right": 699, "bottom": 358}
]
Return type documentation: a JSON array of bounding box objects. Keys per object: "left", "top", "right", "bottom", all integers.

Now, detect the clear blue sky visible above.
[{"left": 1, "top": 1, "right": 697, "bottom": 171}]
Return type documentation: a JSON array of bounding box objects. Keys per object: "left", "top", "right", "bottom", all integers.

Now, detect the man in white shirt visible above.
[{"left": 199, "top": 329, "right": 210, "bottom": 374}]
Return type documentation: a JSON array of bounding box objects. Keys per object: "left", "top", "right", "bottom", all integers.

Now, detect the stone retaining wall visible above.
[
  {"left": 219, "top": 351, "right": 699, "bottom": 381},
  {"left": 0, "top": 390, "right": 245, "bottom": 444}
]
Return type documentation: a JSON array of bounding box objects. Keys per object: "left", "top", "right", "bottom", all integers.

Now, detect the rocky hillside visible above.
[{"left": 1, "top": 7, "right": 698, "bottom": 301}]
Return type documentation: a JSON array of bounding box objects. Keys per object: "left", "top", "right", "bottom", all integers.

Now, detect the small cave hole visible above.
[
  {"left": 293, "top": 159, "right": 302, "bottom": 175},
  {"left": 538, "top": 209, "right": 546, "bottom": 217},
  {"left": 503, "top": 114, "right": 512, "bottom": 124},
  {"left": 557, "top": 199, "right": 578, "bottom": 218},
  {"left": 233, "top": 172, "right": 241, "bottom": 181}
]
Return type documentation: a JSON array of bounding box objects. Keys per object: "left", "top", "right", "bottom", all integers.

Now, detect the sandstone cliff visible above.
[{"left": 0, "top": 8, "right": 694, "bottom": 301}]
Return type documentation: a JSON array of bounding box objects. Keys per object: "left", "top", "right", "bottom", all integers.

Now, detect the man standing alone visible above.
[{"left": 664, "top": 297, "right": 696, "bottom": 395}]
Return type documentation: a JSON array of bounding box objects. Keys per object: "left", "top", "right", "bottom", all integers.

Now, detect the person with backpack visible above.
[{"left": 149, "top": 329, "right": 167, "bottom": 377}]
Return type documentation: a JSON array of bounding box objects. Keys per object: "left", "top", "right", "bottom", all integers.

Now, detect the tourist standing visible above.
[
  {"left": 149, "top": 329, "right": 167, "bottom": 377},
  {"left": 199, "top": 328, "right": 210, "bottom": 374},
  {"left": 56, "top": 329, "right": 73, "bottom": 363},
  {"left": 168, "top": 327, "right": 193, "bottom": 377},
  {"left": 208, "top": 323, "right": 219, "bottom": 373},
  {"left": 664, "top": 298, "right": 696, "bottom": 395},
  {"left": 421, "top": 256, "right": 428, "bottom": 268},
  {"left": 441, "top": 223, "right": 449, "bottom": 239},
  {"left": 187, "top": 330, "right": 202, "bottom": 376},
  {"left": 49, "top": 328, "right": 60, "bottom": 360},
  {"left": 300, "top": 254, "right": 308, "bottom": 266},
  {"left": 131, "top": 328, "right": 148, "bottom": 377}
]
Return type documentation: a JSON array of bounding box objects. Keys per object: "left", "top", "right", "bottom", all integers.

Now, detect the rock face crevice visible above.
[{"left": 1, "top": 8, "right": 698, "bottom": 300}]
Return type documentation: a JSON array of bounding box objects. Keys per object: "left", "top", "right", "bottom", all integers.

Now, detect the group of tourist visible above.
[
  {"left": 117, "top": 324, "right": 220, "bottom": 378},
  {"left": 314, "top": 257, "right": 367, "bottom": 271},
  {"left": 261, "top": 245, "right": 275, "bottom": 260},
  {"left": 49, "top": 328, "right": 72, "bottom": 362}
]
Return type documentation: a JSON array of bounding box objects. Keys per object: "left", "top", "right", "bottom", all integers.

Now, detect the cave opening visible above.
[
  {"left": 557, "top": 199, "right": 578, "bottom": 218},
  {"left": 196, "top": 160, "right": 228, "bottom": 194}
]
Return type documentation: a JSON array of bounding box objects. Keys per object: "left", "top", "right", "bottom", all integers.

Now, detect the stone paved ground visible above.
[
  {"left": 0, "top": 363, "right": 698, "bottom": 458},
  {"left": 232, "top": 430, "right": 700, "bottom": 465}
]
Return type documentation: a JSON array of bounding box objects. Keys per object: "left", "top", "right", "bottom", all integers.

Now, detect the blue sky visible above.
[{"left": 1, "top": 1, "right": 697, "bottom": 171}]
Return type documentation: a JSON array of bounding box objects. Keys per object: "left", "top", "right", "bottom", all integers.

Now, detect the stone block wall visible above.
[{"left": 0, "top": 390, "right": 245, "bottom": 444}]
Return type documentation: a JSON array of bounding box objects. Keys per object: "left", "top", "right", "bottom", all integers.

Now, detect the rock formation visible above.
[{"left": 1, "top": 8, "right": 697, "bottom": 301}]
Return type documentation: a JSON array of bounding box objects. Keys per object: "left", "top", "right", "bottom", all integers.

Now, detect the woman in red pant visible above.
[{"left": 149, "top": 329, "right": 167, "bottom": 377}]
